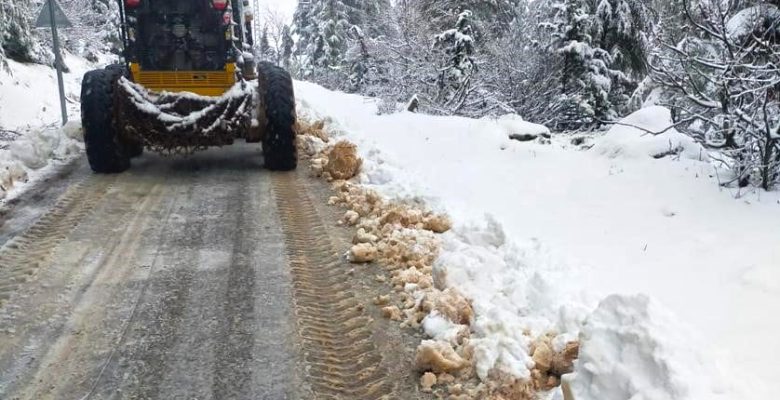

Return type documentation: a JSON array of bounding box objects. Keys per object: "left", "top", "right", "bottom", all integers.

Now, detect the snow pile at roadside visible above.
[
  {"left": 594, "top": 106, "right": 707, "bottom": 160},
  {"left": 298, "top": 120, "right": 578, "bottom": 398},
  {"left": 434, "top": 218, "right": 587, "bottom": 382},
  {"left": 0, "top": 121, "right": 83, "bottom": 199},
  {"left": 0, "top": 52, "right": 95, "bottom": 198},
  {"left": 294, "top": 80, "right": 777, "bottom": 400},
  {"left": 571, "top": 295, "right": 728, "bottom": 400}
]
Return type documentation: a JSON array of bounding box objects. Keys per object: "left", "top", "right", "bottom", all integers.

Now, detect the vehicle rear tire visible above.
[
  {"left": 81, "top": 69, "right": 131, "bottom": 173},
  {"left": 258, "top": 62, "right": 297, "bottom": 171},
  {"left": 105, "top": 65, "right": 143, "bottom": 159}
]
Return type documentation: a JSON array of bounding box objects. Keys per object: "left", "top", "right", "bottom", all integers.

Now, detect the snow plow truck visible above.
[{"left": 80, "top": 0, "right": 296, "bottom": 173}]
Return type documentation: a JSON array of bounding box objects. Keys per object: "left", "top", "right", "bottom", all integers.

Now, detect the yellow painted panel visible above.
[{"left": 129, "top": 63, "right": 236, "bottom": 96}]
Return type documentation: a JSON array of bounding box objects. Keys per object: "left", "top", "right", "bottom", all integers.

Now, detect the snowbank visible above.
[
  {"left": 0, "top": 53, "right": 93, "bottom": 199},
  {"left": 0, "top": 121, "right": 83, "bottom": 199},
  {"left": 434, "top": 217, "right": 587, "bottom": 381},
  {"left": 294, "top": 80, "right": 779, "bottom": 400},
  {"left": 594, "top": 106, "right": 707, "bottom": 161}
]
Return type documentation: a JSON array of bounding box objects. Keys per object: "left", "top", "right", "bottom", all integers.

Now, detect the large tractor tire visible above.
[
  {"left": 81, "top": 69, "right": 131, "bottom": 173},
  {"left": 104, "top": 65, "right": 144, "bottom": 158},
  {"left": 258, "top": 62, "right": 297, "bottom": 171}
]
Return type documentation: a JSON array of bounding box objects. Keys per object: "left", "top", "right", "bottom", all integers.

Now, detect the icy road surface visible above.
[{"left": 0, "top": 145, "right": 424, "bottom": 399}]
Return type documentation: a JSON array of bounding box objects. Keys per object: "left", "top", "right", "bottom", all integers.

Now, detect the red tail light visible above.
[
  {"left": 212, "top": 0, "right": 228, "bottom": 11},
  {"left": 125, "top": 0, "right": 140, "bottom": 7}
]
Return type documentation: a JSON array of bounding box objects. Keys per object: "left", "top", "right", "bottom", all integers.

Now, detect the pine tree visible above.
[
  {"left": 292, "top": 0, "right": 380, "bottom": 87},
  {"left": 548, "top": 0, "right": 616, "bottom": 127},
  {"left": 435, "top": 10, "right": 476, "bottom": 108},
  {"left": 259, "top": 26, "right": 274, "bottom": 61},
  {"left": 292, "top": 0, "right": 316, "bottom": 56},
  {"left": 281, "top": 25, "right": 294, "bottom": 68},
  {"left": 317, "top": 0, "right": 351, "bottom": 68},
  {"left": 346, "top": 26, "right": 370, "bottom": 91},
  {"left": 416, "top": 0, "right": 521, "bottom": 39},
  {"left": 592, "top": 0, "right": 652, "bottom": 76},
  {"left": 344, "top": 0, "right": 392, "bottom": 37}
]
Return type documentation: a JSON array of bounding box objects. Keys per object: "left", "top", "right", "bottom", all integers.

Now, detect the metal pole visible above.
[{"left": 48, "top": 0, "right": 68, "bottom": 125}]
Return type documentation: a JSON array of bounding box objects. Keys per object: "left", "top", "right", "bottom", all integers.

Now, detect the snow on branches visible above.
[
  {"left": 435, "top": 10, "right": 477, "bottom": 110},
  {"left": 650, "top": 0, "right": 780, "bottom": 189}
]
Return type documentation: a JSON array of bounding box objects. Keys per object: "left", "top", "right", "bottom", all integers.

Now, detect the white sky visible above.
[{"left": 258, "top": 0, "right": 297, "bottom": 21}]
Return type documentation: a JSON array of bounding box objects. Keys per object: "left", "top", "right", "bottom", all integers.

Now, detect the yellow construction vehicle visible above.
[{"left": 80, "top": 0, "right": 296, "bottom": 173}]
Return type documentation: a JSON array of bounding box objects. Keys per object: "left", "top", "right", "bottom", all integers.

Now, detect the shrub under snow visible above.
[{"left": 594, "top": 106, "right": 707, "bottom": 161}]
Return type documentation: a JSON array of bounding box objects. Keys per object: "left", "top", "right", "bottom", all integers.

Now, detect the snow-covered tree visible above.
[
  {"left": 416, "top": 0, "right": 521, "bottom": 40},
  {"left": 590, "top": 0, "right": 655, "bottom": 114},
  {"left": 259, "top": 26, "right": 275, "bottom": 61},
  {"left": 544, "top": 0, "right": 617, "bottom": 127},
  {"left": 0, "top": 0, "right": 38, "bottom": 66},
  {"left": 591, "top": 0, "right": 652, "bottom": 76},
  {"left": 650, "top": 0, "right": 780, "bottom": 189},
  {"left": 281, "top": 25, "right": 293, "bottom": 68},
  {"left": 346, "top": 26, "right": 370, "bottom": 92},
  {"left": 435, "top": 10, "right": 477, "bottom": 110},
  {"left": 344, "top": 0, "right": 392, "bottom": 37},
  {"left": 292, "top": 0, "right": 394, "bottom": 90},
  {"left": 292, "top": 0, "right": 316, "bottom": 56},
  {"left": 318, "top": 0, "right": 350, "bottom": 68}
]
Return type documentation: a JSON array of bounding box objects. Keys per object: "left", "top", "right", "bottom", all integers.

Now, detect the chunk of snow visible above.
[
  {"left": 62, "top": 119, "right": 84, "bottom": 141},
  {"left": 571, "top": 294, "right": 732, "bottom": 400},
  {"left": 422, "top": 312, "right": 464, "bottom": 344}
]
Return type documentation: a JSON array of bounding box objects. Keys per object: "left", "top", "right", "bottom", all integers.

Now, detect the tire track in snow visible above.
[
  {"left": 272, "top": 171, "right": 395, "bottom": 399},
  {"left": 0, "top": 175, "right": 115, "bottom": 306}
]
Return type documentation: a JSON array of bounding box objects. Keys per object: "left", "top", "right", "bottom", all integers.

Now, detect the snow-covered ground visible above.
[
  {"left": 0, "top": 53, "right": 95, "bottom": 130},
  {"left": 0, "top": 53, "right": 91, "bottom": 198},
  {"left": 294, "top": 81, "right": 780, "bottom": 400}
]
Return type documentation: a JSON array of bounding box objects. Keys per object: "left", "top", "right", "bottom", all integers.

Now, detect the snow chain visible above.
[{"left": 113, "top": 78, "right": 256, "bottom": 155}]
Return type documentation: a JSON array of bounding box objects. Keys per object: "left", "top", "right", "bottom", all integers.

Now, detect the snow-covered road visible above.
[
  {"left": 3, "top": 50, "right": 778, "bottom": 398},
  {"left": 0, "top": 146, "right": 427, "bottom": 399},
  {"left": 0, "top": 147, "right": 303, "bottom": 398},
  {"left": 295, "top": 80, "right": 780, "bottom": 400}
]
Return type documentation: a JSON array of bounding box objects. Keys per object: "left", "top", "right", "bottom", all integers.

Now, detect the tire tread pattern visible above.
[
  {"left": 258, "top": 62, "right": 298, "bottom": 171},
  {"left": 81, "top": 69, "right": 130, "bottom": 173}
]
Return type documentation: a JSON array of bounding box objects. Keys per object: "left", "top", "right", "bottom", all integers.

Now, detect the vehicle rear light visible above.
[
  {"left": 212, "top": 0, "right": 228, "bottom": 11},
  {"left": 125, "top": 0, "right": 140, "bottom": 8}
]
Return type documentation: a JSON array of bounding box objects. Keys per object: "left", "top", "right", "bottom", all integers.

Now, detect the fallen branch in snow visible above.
[
  {"left": 596, "top": 116, "right": 698, "bottom": 136},
  {"left": 0, "top": 129, "right": 21, "bottom": 141}
]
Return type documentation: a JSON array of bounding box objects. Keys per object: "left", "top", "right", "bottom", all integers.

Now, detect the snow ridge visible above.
[{"left": 294, "top": 80, "right": 776, "bottom": 400}]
